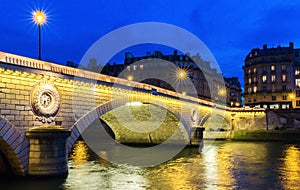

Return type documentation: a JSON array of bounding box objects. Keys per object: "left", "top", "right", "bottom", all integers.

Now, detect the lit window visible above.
[
  {"left": 248, "top": 87, "right": 252, "bottom": 93},
  {"left": 271, "top": 65, "right": 275, "bottom": 71},
  {"left": 253, "top": 77, "right": 257, "bottom": 83},
  {"left": 271, "top": 75, "right": 276, "bottom": 82},
  {"left": 262, "top": 75, "right": 267, "bottom": 83},
  {"left": 296, "top": 79, "right": 300, "bottom": 87},
  {"left": 140, "top": 65, "right": 144, "bottom": 70},
  {"left": 248, "top": 78, "right": 251, "bottom": 84},
  {"left": 295, "top": 69, "right": 300, "bottom": 75},
  {"left": 248, "top": 69, "right": 251, "bottom": 75},
  {"left": 282, "top": 74, "right": 286, "bottom": 82},
  {"left": 127, "top": 66, "right": 130, "bottom": 71},
  {"left": 253, "top": 68, "right": 256, "bottom": 73},
  {"left": 253, "top": 86, "right": 257, "bottom": 93},
  {"left": 250, "top": 53, "right": 252, "bottom": 58},
  {"left": 133, "top": 65, "right": 137, "bottom": 71}
]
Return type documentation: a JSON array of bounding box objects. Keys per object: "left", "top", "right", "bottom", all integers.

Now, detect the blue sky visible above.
[{"left": 1, "top": 0, "right": 300, "bottom": 85}]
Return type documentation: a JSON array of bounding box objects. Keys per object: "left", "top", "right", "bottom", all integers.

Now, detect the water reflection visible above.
[
  {"left": 70, "top": 141, "right": 89, "bottom": 165},
  {"left": 2, "top": 141, "right": 299, "bottom": 189},
  {"left": 279, "top": 145, "right": 300, "bottom": 189}
]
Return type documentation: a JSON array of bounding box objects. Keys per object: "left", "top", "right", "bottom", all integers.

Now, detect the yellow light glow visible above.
[
  {"left": 33, "top": 10, "right": 46, "bottom": 25},
  {"left": 127, "top": 75, "right": 133, "bottom": 81},
  {"left": 71, "top": 141, "right": 89, "bottom": 165},
  {"left": 176, "top": 68, "right": 189, "bottom": 81},
  {"left": 289, "top": 93, "right": 295, "bottom": 99}
]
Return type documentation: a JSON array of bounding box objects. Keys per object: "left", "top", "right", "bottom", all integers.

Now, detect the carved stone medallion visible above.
[{"left": 31, "top": 81, "right": 60, "bottom": 122}]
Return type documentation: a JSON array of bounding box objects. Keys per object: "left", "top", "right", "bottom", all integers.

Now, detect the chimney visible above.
[
  {"left": 289, "top": 42, "right": 294, "bottom": 49},
  {"left": 263, "top": 44, "right": 267, "bottom": 49}
]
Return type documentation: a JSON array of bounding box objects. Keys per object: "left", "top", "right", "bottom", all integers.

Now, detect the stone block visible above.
[
  {"left": 5, "top": 115, "right": 15, "bottom": 121},
  {"left": 1, "top": 109, "right": 10, "bottom": 115},
  {"left": 6, "top": 83, "right": 16, "bottom": 89},
  {"left": 10, "top": 89, "right": 19, "bottom": 94},
  {"left": 6, "top": 104, "right": 15, "bottom": 110},
  {"left": 16, "top": 95, "right": 25, "bottom": 100},
  {"left": 11, "top": 99, "right": 20, "bottom": 104},
  {"left": 2, "top": 78, "right": 11, "bottom": 83},
  {"left": 6, "top": 93, "right": 16, "bottom": 99},
  {"left": 16, "top": 105, "right": 25, "bottom": 111}
]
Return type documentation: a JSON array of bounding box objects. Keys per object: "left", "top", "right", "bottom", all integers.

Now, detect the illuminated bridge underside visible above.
[{"left": 0, "top": 52, "right": 272, "bottom": 176}]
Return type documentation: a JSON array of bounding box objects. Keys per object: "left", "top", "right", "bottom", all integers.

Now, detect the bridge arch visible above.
[
  {"left": 0, "top": 116, "right": 29, "bottom": 175},
  {"left": 199, "top": 113, "right": 231, "bottom": 131},
  {"left": 67, "top": 98, "right": 190, "bottom": 151}
]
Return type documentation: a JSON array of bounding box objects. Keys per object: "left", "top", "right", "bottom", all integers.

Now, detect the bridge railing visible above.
[{"left": 0, "top": 51, "right": 265, "bottom": 112}]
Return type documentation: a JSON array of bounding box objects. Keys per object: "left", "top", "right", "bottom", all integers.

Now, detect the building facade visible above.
[
  {"left": 102, "top": 50, "right": 242, "bottom": 107},
  {"left": 243, "top": 42, "right": 300, "bottom": 109},
  {"left": 224, "top": 77, "right": 242, "bottom": 107}
]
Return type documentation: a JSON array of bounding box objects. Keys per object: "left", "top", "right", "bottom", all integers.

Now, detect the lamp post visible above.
[{"left": 33, "top": 10, "right": 46, "bottom": 60}]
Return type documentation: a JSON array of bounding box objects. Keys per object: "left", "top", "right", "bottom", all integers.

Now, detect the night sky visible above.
[{"left": 1, "top": 0, "right": 300, "bottom": 85}]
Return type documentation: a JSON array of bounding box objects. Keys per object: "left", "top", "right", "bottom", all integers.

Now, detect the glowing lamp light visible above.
[
  {"left": 127, "top": 75, "right": 133, "bottom": 81},
  {"left": 33, "top": 10, "right": 46, "bottom": 25},
  {"left": 176, "top": 68, "right": 188, "bottom": 80}
]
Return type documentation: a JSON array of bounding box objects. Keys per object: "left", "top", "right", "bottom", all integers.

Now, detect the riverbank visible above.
[{"left": 204, "top": 130, "right": 300, "bottom": 142}]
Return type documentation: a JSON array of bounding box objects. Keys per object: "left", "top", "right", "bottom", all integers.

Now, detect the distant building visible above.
[
  {"left": 243, "top": 42, "right": 300, "bottom": 109},
  {"left": 224, "top": 77, "right": 242, "bottom": 107},
  {"left": 102, "top": 50, "right": 242, "bottom": 107}
]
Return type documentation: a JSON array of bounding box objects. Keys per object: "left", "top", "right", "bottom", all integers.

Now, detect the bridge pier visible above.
[
  {"left": 25, "top": 125, "right": 70, "bottom": 178},
  {"left": 190, "top": 127, "right": 205, "bottom": 147}
]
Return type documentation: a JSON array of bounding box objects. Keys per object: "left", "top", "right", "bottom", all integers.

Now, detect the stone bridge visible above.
[{"left": 0, "top": 51, "right": 271, "bottom": 177}]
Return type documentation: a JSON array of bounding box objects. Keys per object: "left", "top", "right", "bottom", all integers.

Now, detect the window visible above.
[
  {"left": 248, "top": 69, "right": 251, "bottom": 75},
  {"left": 296, "top": 90, "right": 300, "bottom": 97},
  {"left": 248, "top": 98, "right": 251, "bottom": 102},
  {"left": 127, "top": 66, "right": 130, "bottom": 71},
  {"left": 271, "top": 75, "right": 276, "bottom": 82},
  {"left": 262, "top": 75, "right": 267, "bottom": 83},
  {"left": 282, "top": 65, "right": 286, "bottom": 71},
  {"left": 253, "top": 86, "right": 257, "bottom": 93},
  {"left": 248, "top": 87, "right": 252, "bottom": 93},
  {"left": 295, "top": 69, "right": 300, "bottom": 75},
  {"left": 133, "top": 65, "right": 137, "bottom": 71},
  {"left": 282, "top": 85, "right": 286, "bottom": 91},
  {"left": 282, "top": 95, "right": 287, "bottom": 100},
  {"left": 282, "top": 74, "right": 286, "bottom": 82},
  {"left": 296, "top": 79, "right": 300, "bottom": 87},
  {"left": 272, "top": 96, "right": 276, "bottom": 101},
  {"left": 253, "top": 77, "right": 257, "bottom": 83},
  {"left": 248, "top": 78, "right": 251, "bottom": 84},
  {"left": 271, "top": 65, "right": 275, "bottom": 71},
  {"left": 253, "top": 97, "right": 257, "bottom": 102},
  {"left": 263, "top": 86, "right": 267, "bottom": 92},
  {"left": 139, "top": 65, "right": 144, "bottom": 70},
  {"left": 297, "top": 101, "right": 300, "bottom": 106},
  {"left": 296, "top": 51, "right": 299, "bottom": 57},
  {"left": 253, "top": 68, "right": 256, "bottom": 73}
]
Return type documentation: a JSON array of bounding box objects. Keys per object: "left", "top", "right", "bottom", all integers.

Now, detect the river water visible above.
[{"left": 1, "top": 141, "right": 300, "bottom": 190}]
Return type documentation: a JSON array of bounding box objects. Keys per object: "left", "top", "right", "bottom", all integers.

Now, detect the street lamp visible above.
[{"left": 33, "top": 10, "right": 46, "bottom": 60}]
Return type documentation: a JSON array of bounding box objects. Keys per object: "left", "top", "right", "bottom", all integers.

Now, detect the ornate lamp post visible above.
[{"left": 33, "top": 10, "right": 46, "bottom": 60}]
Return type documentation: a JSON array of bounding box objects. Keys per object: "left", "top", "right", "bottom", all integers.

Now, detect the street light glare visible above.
[
  {"left": 176, "top": 68, "right": 189, "bottom": 81},
  {"left": 33, "top": 10, "right": 46, "bottom": 25}
]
